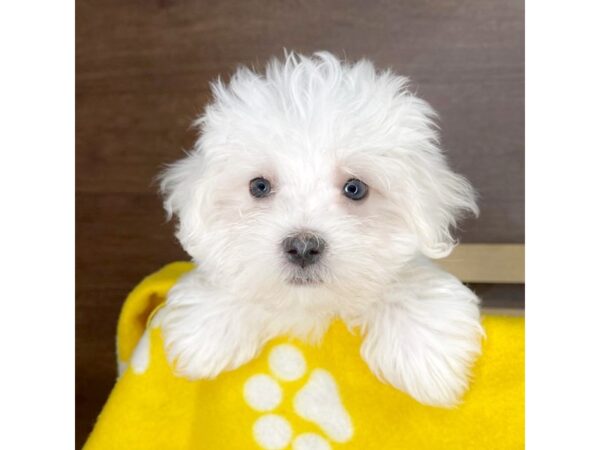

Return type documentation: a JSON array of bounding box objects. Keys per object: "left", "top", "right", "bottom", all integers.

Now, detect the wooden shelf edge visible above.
[{"left": 438, "top": 243, "right": 525, "bottom": 284}]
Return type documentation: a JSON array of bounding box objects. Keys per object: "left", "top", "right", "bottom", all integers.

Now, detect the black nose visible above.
[{"left": 282, "top": 233, "right": 326, "bottom": 268}]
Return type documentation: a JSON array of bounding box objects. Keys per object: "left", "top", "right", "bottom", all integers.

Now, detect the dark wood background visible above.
[{"left": 76, "top": 0, "right": 523, "bottom": 447}]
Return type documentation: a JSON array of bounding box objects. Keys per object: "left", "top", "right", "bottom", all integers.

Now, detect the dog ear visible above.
[
  {"left": 159, "top": 155, "right": 195, "bottom": 221},
  {"left": 158, "top": 151, "right": 213, "bottom": 254},
  {"left": 403, "top": 155, "right": 479, "bottom": 259}
]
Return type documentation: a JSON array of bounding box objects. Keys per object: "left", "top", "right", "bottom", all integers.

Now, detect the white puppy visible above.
[{"left": 158, "top": 52, "right": 483, "bottom": 407}]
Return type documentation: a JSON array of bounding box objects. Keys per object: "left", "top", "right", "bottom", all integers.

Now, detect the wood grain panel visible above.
[
  {"left": 76, "top": 0, "right": 523, "bottom": 447},
  {"left": 439, "top": 244, "right": 525, "bottom": 283}
]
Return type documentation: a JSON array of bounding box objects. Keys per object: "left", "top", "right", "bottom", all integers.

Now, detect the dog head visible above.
[{"left": 160, "top": 52, "right": 477, "bottom": 302}]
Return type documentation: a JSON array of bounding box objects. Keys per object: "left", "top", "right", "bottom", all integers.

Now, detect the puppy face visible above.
[{"left": 160, "top": 52, "right": 477, "bottom": 303}]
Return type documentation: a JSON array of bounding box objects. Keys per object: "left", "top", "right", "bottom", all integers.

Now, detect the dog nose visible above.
[{"left": 282, "top": 233, "right": 326, "bottom": 268}]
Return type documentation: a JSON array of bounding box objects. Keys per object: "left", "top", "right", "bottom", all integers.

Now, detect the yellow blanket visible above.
[{"left": 84, "top": 262, "right": 524, "bottom": 450}]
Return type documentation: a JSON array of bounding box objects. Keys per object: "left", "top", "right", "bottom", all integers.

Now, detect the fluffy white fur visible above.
[{"left": 157, "top": 51, "right": 482, "bottom": 407}]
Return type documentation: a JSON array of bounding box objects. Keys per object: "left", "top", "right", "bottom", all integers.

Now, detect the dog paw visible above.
[
  {"left": 162, "top": 328, "right": 259, "bottom": 380},
  {"left": 363, "top": 341, "right": 472, "bottom": 407},
  {"left": 157, "top": 301, "right": 263, "bottom": 380},
  {"left": 361, "top": 314, "right": 483, "bottom": 407},
  {"left": 243, "top": 343, "right": 353, "bottom": 449},
  {"left": 167, "top": 335, "right": 260, "bottom": 380}
]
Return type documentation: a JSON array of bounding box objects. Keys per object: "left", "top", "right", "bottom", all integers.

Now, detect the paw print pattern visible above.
[{"left": 244, "top": 344, "right": 353, "bottom": 449}]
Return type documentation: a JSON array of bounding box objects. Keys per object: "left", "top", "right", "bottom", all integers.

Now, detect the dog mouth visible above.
[{"left": 287, "top": 274, "right": 323, "bottom": 286}]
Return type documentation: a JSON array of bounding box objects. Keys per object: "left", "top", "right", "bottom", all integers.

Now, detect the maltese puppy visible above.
[{"left": 157, "top": 52, "right": 482, "bottom": 407}]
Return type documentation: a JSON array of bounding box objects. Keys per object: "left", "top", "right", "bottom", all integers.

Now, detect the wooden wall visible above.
[{"left": 76, "top": 0, "right": 523, "bottom": 446}]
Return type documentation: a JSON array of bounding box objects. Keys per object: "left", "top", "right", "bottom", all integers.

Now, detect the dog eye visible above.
[
  {"left": 249, "top": 177, "right": 272, "bottom": 198},
  {"left": 343, "top": 178, "right": 368, "bottom": 201}
]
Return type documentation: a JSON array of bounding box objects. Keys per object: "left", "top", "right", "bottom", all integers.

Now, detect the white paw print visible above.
[{"left": 244, "top": 344, "right": 353, "bottom": 450}]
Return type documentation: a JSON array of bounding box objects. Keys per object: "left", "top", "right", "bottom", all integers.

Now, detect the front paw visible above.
[
  {"left": 360, "top": 291, "right": 483, "bottom": 407},
  {"left": 361, "top": 326, "right": 482, "bottom": 407},
  {"left": 159, "top": 307, "right": 261, "bottom": 380}
]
